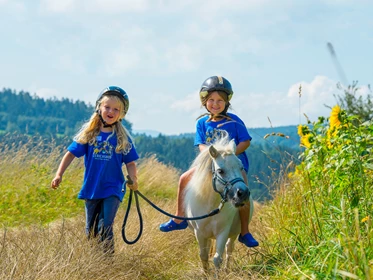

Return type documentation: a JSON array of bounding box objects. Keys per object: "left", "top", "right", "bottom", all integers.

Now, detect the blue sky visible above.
[{"left": 1, "top": 0, "right": 372, "bottom": 135}]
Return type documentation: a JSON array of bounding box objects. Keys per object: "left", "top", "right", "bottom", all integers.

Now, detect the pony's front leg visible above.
[
  {"left": 225, "top": 237, "right": 235, "bottom": 270},
  {"left": 214, "top": 234, "right": 229, "bottom": 269},
  {"left": 196, "top": 232, "right": 211, "bottom": 272}
]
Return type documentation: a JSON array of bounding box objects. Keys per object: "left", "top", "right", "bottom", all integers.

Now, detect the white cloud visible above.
[
  {"left": 230, "top": 76, "right": 340, "bottom": 128},
  {"left": 0, "top": 0, "right": 26, "bottom": 17},
  {"left": 39, "top": 0, "right": 75, "bottom": 13},
  {"left": 39, "top": 0, "right": 150, "bottom": 14},
  {"left": 170, "top": 92, "right": 200, "bottom": 113},
  {"left": 103, "top": 49, "right": 141, "bottom": 76},
  {"left": 88, "top": 0, "right": 149, "bottom": 13},
  {"left": 164, "top": 44, "right": 201, "bottom": 72},
  {"left": 169, "top": 75, "right": 343, "bottom": 129},
  {"left": 57, "top": 54, "right": 87, "bottom": 74}
]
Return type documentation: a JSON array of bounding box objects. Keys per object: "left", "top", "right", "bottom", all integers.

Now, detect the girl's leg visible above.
[
  {"left": 85, "top": 199, "right": 102, "bottom": 239},
  {"left": 238, "top": 171, "right": 259, "bottom": 247},
  {"left": 239, "top": 171, "right": 250, "bottom": 235},
  {"left": 159, "top": 167, "right": 195, "bottom": 232},
  {"left": 174, "top": 167, "right": 195, "bottom": 223},
  {"left": 99, "top": 196, "right": 121, "bottom": 253}
]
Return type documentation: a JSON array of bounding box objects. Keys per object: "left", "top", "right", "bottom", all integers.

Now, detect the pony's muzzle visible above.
[{"left": 230, "top": 186, "right": 250, "bottom": 207}]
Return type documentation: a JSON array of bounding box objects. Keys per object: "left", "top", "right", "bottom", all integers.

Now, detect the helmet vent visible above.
[{"left": 218, "top": 76, "right": 223, "bottom": 84}]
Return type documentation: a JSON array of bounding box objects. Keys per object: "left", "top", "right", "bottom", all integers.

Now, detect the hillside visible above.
[
  {"left": 1, "top": 88, "right": 301, "bottom": 200},
  {"left": 0, "top": 103, "right": 372, "bottom": 279}
]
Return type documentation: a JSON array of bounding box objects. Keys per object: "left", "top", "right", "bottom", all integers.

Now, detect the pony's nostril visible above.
[
  {"left": 236, "top": 188, "right": 249, "bottom": 200},
  {"left": 237, "top": 190, "right": 243, "bottom": 197},
  {"left": 237, "top": 189, "right": 248, "bottom": 198}
]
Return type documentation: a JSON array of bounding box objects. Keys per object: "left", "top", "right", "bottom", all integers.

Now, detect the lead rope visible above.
[{"left": 121, "top": 176, "right": 225, "bottom": 245}]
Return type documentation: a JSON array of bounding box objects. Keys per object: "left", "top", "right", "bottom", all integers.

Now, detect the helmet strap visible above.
[{"left": 96, "top": 110, "right": 117, "bottom": 128}]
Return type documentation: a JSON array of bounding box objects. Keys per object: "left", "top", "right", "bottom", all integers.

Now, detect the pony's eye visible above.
[{"left": 217, "top": 169, "right": 224, "bottom": 175}]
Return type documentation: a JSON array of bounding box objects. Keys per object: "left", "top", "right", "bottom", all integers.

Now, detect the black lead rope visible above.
[
  {"left": 121, "top": 188, "right": 143, "bottom": 245},
  {"left": 121, "top": 176, "right": 225, "bottom": 245}
]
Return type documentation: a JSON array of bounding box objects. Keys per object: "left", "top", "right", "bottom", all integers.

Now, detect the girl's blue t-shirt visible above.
[
  {"left": 194, "top": 113, "right": 252, "bottom": 172},
  {"left": 67, "top": 131, "right": 139, "bottom": 201}
]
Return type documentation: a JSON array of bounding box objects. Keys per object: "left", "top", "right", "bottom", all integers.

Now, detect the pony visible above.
[{"left": 184, "top": 134, "right": 254, "bottom": 272}]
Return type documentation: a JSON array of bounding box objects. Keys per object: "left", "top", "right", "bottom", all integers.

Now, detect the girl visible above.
[
  {"left": 51, "top": 86, "right": 139, "bottom": 253},
  {"left": 159, "top": 76, "right": 258, "bottom": 248}
]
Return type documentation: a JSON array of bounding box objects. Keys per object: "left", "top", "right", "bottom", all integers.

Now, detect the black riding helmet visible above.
[
  {"left": 199, "top": 76, "right": 233, "bottom": 103},
  {"left": 96, "top": 86, "right": 129, "bottom": 127},
  {"left": 96, "top": 86, "right": 129, "bottom": 115}
]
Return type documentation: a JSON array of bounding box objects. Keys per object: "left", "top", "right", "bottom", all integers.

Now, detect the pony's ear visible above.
[
  {"left": 209, "top": 145, "right": 219, "bottom": 159},
  {"left": 229, "top": 140, "right": 236, "bottom": 153}
]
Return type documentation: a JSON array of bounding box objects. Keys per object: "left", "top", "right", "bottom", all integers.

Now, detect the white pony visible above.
[{"left": 184, "top": 135, "right": 254, "bottom": 271}]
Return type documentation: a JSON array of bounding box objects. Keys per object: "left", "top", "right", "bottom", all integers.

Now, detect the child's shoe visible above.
[
  {"left": 159, "top": 219, "right": 188, "bottom": 232},
  {"left": 238, "top": 233, "right": 259, "bottom": 247}
]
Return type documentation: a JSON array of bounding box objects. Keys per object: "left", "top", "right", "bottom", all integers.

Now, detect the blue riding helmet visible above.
[
  {"left": 199, "top": 76, "right": 233, "bottom": 102},
  {"left": 96, "top": 86, "right": 129, "bottom": 114}
]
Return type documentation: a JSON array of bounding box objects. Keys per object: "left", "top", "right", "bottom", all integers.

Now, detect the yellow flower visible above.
[
  {"left": 330, "top": 105, "right": 342, "bottom": 129},
  {"left": 297, "top": 125, "right": 310, "bottom": 137},
  {"left": 297, "top": 125, "right": 304, "bottom": 137},
  {"left": 361, "top": 216, "right": 370, "bottom": 223},
  {"left": 300, "top": 134, "right": 312, "bottom": 148}
]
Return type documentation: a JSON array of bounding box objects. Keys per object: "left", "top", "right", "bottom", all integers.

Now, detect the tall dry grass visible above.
[{"left": 0, "top": 135, "right": 268, "bottom": 280}]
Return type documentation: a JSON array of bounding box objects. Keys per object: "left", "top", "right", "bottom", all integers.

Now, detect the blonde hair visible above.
[{"left": 74, "top": 95, "right": 132, "bottom": 153}]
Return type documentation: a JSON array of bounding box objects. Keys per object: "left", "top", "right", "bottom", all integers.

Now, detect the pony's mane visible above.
[{"left": 189, "top": 133, "right": 235, "bottom": 199}]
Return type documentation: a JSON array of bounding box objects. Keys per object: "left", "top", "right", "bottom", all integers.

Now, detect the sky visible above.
[{"left": 1, "top": 0, "right": 372, "bottom": 135}]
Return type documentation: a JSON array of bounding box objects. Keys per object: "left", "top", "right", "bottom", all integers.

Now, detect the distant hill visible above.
[
  {"left": 2, "top": 88, "right": 301, "bottom": 201},
  {"left": 133, "top": 129, "right": 163, "bottom": 137}
]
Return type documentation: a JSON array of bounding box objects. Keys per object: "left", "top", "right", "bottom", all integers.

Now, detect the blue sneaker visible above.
[
  {"left": 159, "top": 219, "right": 188, "bottom": 232},
  {"left": 238, "top": 233, "right": 259, "bottom": 247}
]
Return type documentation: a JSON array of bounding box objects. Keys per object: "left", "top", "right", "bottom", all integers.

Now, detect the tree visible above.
[{"left": 335, "top": 81, "right": 373, "bottom": 122}]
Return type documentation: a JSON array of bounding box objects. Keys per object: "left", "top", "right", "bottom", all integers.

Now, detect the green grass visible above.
[
  {"left": 0, "top": 136, "right": 84, "bottom": 227},
  {"left": 0, "top": 108, "right": 372, "bottom": 279}
]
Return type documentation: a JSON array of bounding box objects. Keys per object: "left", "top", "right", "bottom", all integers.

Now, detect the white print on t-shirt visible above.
[{"left": 93, "top": 140, "right": 113, "bottom": 161}]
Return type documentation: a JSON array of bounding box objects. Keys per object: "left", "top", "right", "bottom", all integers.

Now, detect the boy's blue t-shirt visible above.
[
  {"left": 68, "top": 131, "right": 139, "bottom": 201},
  {"left": 194, "top": 113, "right": 252, "bottom": 172}
]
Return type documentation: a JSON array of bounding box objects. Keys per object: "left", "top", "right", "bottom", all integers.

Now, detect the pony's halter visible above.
[{"left": 211, "top": 162, "right": 246, "bottom": 202}]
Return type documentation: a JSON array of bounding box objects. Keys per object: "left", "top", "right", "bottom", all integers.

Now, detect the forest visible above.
[{"left": 0, "top": 88, "right": 301, "bottom": 200}]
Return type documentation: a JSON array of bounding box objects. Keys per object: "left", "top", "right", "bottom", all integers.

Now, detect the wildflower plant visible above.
[{"left": 265, "top": 105, "right": 373, "bottom": 278}]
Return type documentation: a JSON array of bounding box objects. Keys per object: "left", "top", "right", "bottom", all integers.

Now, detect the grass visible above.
[{"left": 1, "top": 106, "right": 373, "bottom": 279}]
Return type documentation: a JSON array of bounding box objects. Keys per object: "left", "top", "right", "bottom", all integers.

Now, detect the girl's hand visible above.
[
  {"left": 126, "top": 175, "right": 138, "bottom": 191},
  {"left": 51, "top": 175, "right": 62, "bottom": 189}
]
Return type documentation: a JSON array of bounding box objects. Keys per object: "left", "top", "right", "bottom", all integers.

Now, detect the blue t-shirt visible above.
[
  {"left": 68, "top": 131, "right": 139, "bottom": 201},
  {"left": 194, "top": 113, "right": 252, "bottom": 172}
]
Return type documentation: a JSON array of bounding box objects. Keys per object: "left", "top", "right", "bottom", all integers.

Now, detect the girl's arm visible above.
[
  {"left": 51, "top": 151, "right": 76, "bottom": 189},
  {"left": 236, "top": 139, "right": 251, "bottom": 155},
  {"left": 125, "top": 161, "right": 138, "bottom": 191}
]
